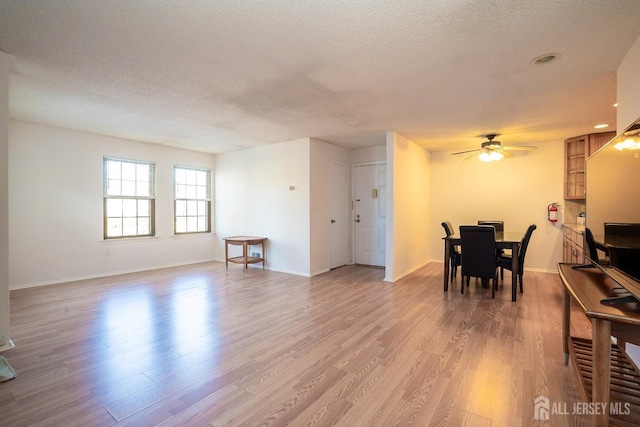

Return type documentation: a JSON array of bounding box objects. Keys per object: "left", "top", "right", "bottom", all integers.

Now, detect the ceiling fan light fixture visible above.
[
  {"left": 614, "top": 137, "right": 640, "bottom": 151},
  {"left": 479, "top": 151, "right": 504, "bottom": 162}
]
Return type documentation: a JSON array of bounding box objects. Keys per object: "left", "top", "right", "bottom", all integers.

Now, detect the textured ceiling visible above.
[{"left": 1, "top": 1, "right": 640, "bottom": 153}]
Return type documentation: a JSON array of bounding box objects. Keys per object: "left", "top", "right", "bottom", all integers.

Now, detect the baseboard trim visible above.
[
  {"left": 212, "top": 257, "right": 317, "bottom": 277},
  {"left": 391, "top": 260, "right": 431, "bottom": 282},
  {"left": 10, "top": 258, "right": 216, "bottom": 291},
  {"left": 0, "top": 338, "right": 15, "bottom": 353}
]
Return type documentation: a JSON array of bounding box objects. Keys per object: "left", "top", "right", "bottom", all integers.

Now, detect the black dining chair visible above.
[
  {"left": 584, "top": 227, "right": 608, "bottom": 265},
  {"left": 441, "top": 221, "right": 461, "bottom": 283},
  {"left": 459, "top": 225, "right": 499, "bottom": 298},
  {"left": 499, "top": 224, "right": 536, "bottom": 293},
  {"left": 478, "top": 220, "right": 505, "bottom": 256},
  {"left": 477, "top": 220, "right": 504, "bottom": 232}
]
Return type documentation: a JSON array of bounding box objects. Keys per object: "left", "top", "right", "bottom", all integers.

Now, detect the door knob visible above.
[
  {"left": 331, "top": 219, "right": 336, "bottom": 223},
  {"left": 355, "top": 219, "right": 360, "bottom": 223}
]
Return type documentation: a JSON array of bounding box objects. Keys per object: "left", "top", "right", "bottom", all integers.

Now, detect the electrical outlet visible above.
[{"left": 104, "top": 247, "right": 111, "bottom": 256}]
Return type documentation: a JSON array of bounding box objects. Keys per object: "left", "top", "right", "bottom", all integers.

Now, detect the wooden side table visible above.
[
  {"left": 558, "top": 263, "right": 640, "bottom": 427},
  {"left": 223, "top": 236, "right": 267, "bottom": 270}
]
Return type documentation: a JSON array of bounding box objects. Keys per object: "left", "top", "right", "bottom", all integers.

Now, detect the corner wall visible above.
[
  {"left": 617, "top": 34, "right": 640, "bottom": 130},
  {"left": 615, "top": 31, "right": 640, "bottom": 368},
  {"left": 9, "top": 120, "right": 216, "bottom": 289},
  {"left": 429, "top": 140, "right": 565, "bottom": 273},
  {"left": 386, "top": 132, "right": 431, "bottom": 281},
  {"left": 214, "top": 139, "right": 311, "bottom": 276},
  {"left": 0, "top": 51, "right": 11, "bottom": 351}
]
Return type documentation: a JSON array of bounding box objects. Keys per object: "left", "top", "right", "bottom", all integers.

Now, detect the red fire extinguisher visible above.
[{"left": 548, "top": 203, "right": 558, "bottom": 223}]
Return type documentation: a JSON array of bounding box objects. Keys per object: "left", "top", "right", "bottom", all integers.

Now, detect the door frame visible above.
[
  {"left": 351, "top": 160, "right": 387, "bottom": 266},
  {"left": 328, "top": 161, "right": 350, "bottom": 269}
]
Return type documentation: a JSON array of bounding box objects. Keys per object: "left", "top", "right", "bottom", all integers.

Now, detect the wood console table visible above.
[
  {"left": 223, "top": 236, "right": 267, "bottom": 270},
  {"left": 558, "top": 263, "right": 640, "bottom": 426}
]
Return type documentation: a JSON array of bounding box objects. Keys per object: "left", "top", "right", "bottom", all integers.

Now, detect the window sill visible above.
[
  {"left": 101, "top": 236, "right": 159, "bottom": 244},
  {"left": 171, "top": 232, "right": 215, "bottom": 239}
]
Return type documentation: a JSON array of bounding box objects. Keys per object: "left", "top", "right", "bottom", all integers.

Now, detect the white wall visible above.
[
  {"left": 0, "top": 51, "right": 10, "bottom": 350},
  {"left": 9, "top": 120, "right": 216, "bottom": 289},
  {"left": 214, "top": 139, "right": 311, "bottom": 276},
  {"left": 615, "top": 32, "right": 640, "bottom": 367},
  {"left": 309, "top": 138, "right": 349, "bottom": 275},
  {"left": 617, "top": 34, "right": 640, "bottom": 130},
  {"left": 387, "top": 132, "right": 431, "bottom": 281},
  {"left": 429, "top": 140, "right": 565, "bottom": 273},
  {"left": 348, "top": 145, "right": 386, "bottom": 164}
]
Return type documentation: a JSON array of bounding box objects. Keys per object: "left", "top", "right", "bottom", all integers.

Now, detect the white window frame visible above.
[
  {"left": 103, "top": 157, "right": 156, "bottom": 239},
  {"left": 174, "top": 165, "right": 211, "bottom": 235}
]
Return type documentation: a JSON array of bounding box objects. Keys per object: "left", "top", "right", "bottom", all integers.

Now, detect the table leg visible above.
[
  {"left": 225, "top": 240, "right": 229, "bottom": 268},
  {"left": 243, "top": 242, "right": 248, "bottom": 270},
  {"left": 443, "top": 239, "right": 451, "bottom": 292},
  {"left": 511, "top": 242, "right": 519, "bottom": 302},
  {"left": 562, "top": 286, "right": 570, "bottom": 365},
  {"left": 261, "top": 240, "right": 265, "bottom": 269},
  {"left": 591, "top": 318, "right": 611, "bottom": 427}
]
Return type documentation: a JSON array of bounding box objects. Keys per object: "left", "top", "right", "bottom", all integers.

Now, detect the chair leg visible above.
[
  {"left": 493, "top": 272, "right": 498, "bottom": 298},
  {"left": 519, "top": 273, "right": 524, "bottom": 293},
  {"left": 500, "top": 267, "right": 503, "bottom": 280}
]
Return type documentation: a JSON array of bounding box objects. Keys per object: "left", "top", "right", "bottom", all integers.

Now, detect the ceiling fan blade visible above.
[
  {"left": 452, "top": 148, "right": 482, "bottom": 155},
  {"left": 501, "top": 150, "right": 514, "bottom": 158},
  {"left": 502, "top": 145, "right": 537, "bottom": 151},
  {"left": 463, "top": 152, "right": 482, "bottom": 161}
]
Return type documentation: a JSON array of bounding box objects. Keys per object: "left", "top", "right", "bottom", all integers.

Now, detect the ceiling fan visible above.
[{"left": 452, "top": 134, "right": 537, "bottom": 161}]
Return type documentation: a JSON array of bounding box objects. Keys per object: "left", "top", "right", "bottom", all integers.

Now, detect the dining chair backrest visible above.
[
  {"left": 477, "top": 220, "right": 504, "bottom": 232},
  {"left": 518, "top": 224, "right": 537, "bottom": 268},
  {"left": 441, "top": 221, "right": 455, "bottom": 237},
  {"left": 459, "top": 225, "right": 497, "bottom": 279},
  {"left": 584, "top": 227, "right": 601, "bottom": 264}
]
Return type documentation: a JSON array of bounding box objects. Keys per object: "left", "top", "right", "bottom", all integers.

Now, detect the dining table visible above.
[{"left": 443, "top": 230, "right": 523, "bottom": 301}]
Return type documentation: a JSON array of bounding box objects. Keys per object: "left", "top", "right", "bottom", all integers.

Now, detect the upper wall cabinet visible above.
[{"left": 564, "top": 131, "right": 615, "bottom": 200}]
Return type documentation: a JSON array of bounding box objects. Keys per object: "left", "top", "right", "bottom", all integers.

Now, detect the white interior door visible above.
[
  {"left": 329, "top": 162, "right": 349, "bottom": 269},
  {"left": 354, "top": 163, "right": 386, "bottom": 266}
]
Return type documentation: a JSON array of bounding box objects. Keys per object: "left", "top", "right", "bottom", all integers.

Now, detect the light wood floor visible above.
[{"left": 0, "top": 262, "right": 593, "bottom": 426}]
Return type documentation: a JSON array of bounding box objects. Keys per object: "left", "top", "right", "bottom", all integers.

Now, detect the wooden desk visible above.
[
  {"left": 558, "top": 263, "right": 640, "bottom": 427},
  {"left": 223, "top": 236, "right": 267, "bottom": 270},
  {"left": 443, "top": 231, "right": 522, "bottom": 301}
]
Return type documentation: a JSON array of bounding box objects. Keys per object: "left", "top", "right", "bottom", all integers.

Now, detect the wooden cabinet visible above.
[
  {"left": 558, "top": 264, "right": 640, "bottom": 427},
  {"left": 562, "top": 226, "right": 584, "bottom": 264},
  {"left": 564, "top": 131, "right": 615, "bottom": 200}
]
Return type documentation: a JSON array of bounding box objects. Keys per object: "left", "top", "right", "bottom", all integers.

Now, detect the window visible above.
[
  {"left": 104, "top": 157, "right": 155, "bottom": 239},
  {"left": 174, "top": 166, "right": 211, "bottom": 234}
]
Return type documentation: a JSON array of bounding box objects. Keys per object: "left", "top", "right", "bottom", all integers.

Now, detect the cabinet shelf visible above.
[
  {"left": 559, "top": 263, "right": 640, "bottom": 426},
  {"left": 568, "top": 337, "right": 640, "bottom": 426},
  {"left": 564, "top": 131, "right": 615, "bottom": 200}
]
